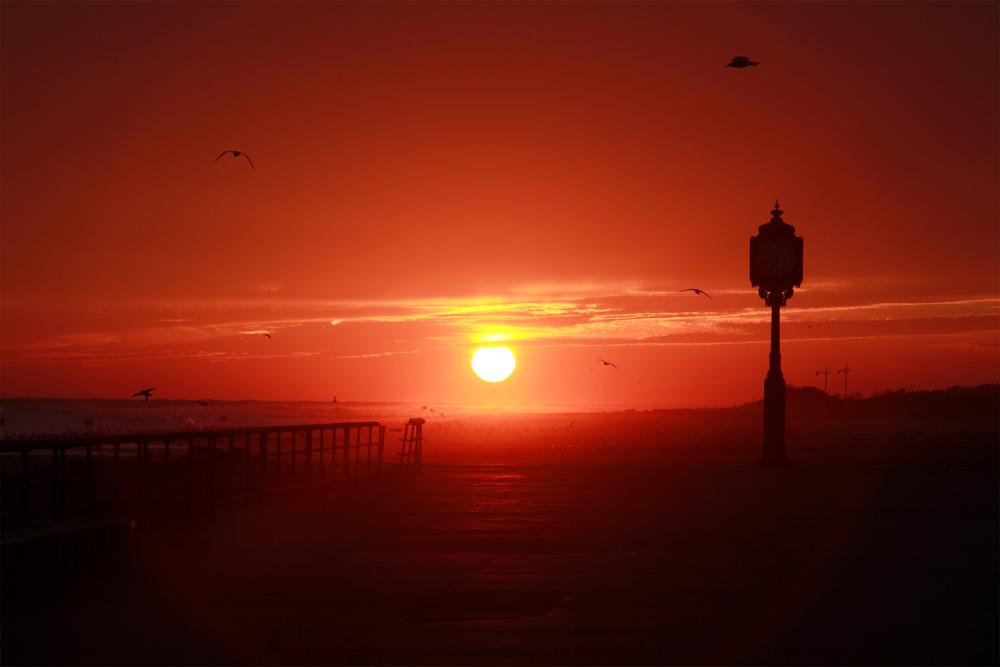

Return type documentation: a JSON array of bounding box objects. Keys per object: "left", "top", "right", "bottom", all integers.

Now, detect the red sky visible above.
[{"left": 2, "top": 1, "right": 997, "bottom": 407}]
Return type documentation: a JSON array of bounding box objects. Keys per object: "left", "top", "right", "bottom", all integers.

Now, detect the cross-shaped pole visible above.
[
  {"left": 815, "top": 367, "right": 832, "bottom": 394},
  {"left": 837, "top": 364, "right": 851, "bottom": 399}
]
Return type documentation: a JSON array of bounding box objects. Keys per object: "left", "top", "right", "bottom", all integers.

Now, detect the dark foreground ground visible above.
[
  {"left": 3, "top": 454, "right": 997, "bottom": 665},
  {"left": 4, "top": 388, "right": 998, "bottom": 664}
]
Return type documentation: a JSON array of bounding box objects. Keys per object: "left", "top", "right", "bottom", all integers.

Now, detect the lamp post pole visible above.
[{"left": 762, "top": 291, "right": 787, "bottom": 466}]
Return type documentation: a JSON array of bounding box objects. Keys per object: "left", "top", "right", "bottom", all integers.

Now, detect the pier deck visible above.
[{"left": 3, "top": 460, "right": 996, "bottom": 664}]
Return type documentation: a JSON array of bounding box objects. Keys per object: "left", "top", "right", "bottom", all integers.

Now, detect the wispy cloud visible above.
[
  {"left": 3, "top": 279, "right": 997, "bottom": 366},
  {"left": 319, "top": 293, "right": 999, "bottom": 347},
  {"left": 335, "top": 350, "right": 419, "bottom": 359}
]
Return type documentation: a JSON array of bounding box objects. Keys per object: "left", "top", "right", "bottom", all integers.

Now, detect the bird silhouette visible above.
[
  {"left": 132, "top": 388, "right": 155, "bottom": 401},
  {"left": 679, "top": 288, "right": 714, "bottom": 299},
  {"left": 596, "top": 358, "right": 619, "bottom": 369},
  {"left": 259, "top": 332, "right": 272, "bottom": 339},
  {"left": 332, "top": 395, "right": 337, "bottom": 403},
  {"left": 215, "top": 150, "right": 254, "bottom": 169},
  {"left": 726, "top": 56, "right": 758, "bottom": 68}
]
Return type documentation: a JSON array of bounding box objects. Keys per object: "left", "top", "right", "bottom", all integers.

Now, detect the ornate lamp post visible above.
[{"left": 750, "top": 201, "right": 803, "bottom": 466}]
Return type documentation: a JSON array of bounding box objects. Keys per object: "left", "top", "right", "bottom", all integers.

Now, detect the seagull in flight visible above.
[
  {"left": 679, "top": 288, "right": 714, "bottom": 299},
  {"left": 259, "top": 332, "right": 272, "bottom": 339},
  {"left": 132, "top": 388, "right": 155, "bottom": 401},
  {"left": 596, "top": 358, "right": 619, "bottom": 369},
  {"left": 215, "top": 150, "right": 254, "bottom": 169},
  {"left": 726, "top": 56, "right": 759, "bottom": 68}
]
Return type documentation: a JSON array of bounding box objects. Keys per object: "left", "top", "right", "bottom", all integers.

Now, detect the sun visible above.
[{"left": 471, "top": 346, "right": 516, "bottom": 383}]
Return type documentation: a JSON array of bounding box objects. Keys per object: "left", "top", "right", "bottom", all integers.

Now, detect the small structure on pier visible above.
[{"left": 398, "top": 418, "right": 425, "bottom": 469}]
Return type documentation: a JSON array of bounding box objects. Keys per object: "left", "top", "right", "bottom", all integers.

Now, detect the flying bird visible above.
[
  {"left": 679, "top": 288, "right": 714, "bottom": 299},
  {"left": 726, "top": 56, "right": 759, "bottom": 68},
  {"left": 215, "top": 150, "right": 255, "bottom": 169},
  {"left": 132, "top": 388, "right": 155, "bottom": 401},
  {"left": 259, "top": 332, "right": 272, "bottom": 339},
  {"left": 596, "top": 358, "right": 619, "bottom": 369}
]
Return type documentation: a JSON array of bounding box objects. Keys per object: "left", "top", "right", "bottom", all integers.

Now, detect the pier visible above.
[{"left": 0, "top": 421, "right": 392, "bottom": 539}]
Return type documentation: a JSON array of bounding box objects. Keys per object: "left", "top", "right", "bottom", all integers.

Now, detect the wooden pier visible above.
[{"left": 0, "top": 421, "right": 397, "bottom": 540}]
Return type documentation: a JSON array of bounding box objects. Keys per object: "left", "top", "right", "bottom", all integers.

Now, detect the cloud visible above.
[
  {"left": 335, "top": 350, "right": 419, "bottom": 359},
  {"left": 2, "top": 279, "right": 996, "bottom": 366}
]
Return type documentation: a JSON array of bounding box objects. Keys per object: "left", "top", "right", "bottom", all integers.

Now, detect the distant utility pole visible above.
[
  {"left": 837, "top": 364, "right": 851, "bottom": 399},
  {"left": 815, "top": 367, "right": 832, "bottom": 394}
]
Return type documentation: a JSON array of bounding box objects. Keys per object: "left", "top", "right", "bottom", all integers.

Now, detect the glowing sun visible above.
[{"left": 471, "top": 346, "right": 516, "bottom": 383}]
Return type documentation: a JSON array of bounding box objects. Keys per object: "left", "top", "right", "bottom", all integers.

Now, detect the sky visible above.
[{"left": 1, "top": 1, "right": 997, "bottom": 408}]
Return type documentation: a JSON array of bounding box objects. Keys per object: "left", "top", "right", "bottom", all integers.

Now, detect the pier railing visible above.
[
  {"left": 0, "top": 421, "right": 387, "bottom": 535},
  {"left": 398, "top": 418, "right": 425, "bottom": 469}
]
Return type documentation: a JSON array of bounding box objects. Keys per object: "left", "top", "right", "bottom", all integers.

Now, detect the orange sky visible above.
[{"left": 2, "top": 1, "right": 997, "bottom": 407}]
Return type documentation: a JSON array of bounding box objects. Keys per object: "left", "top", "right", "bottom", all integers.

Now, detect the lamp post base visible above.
[{"left": 760, "top": 371, "right": 788, "bottom": 467}]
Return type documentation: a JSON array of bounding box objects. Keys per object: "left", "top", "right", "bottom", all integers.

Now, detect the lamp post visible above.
[{"left": 750, "top": 201, "right": 803, "bottom": 466}]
